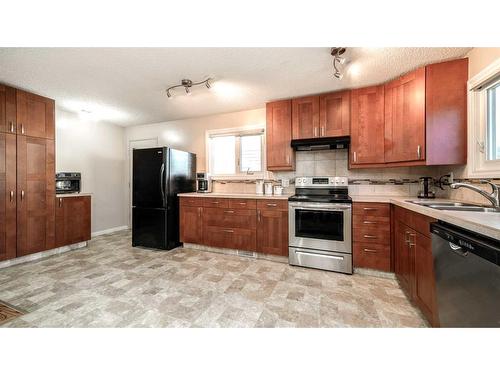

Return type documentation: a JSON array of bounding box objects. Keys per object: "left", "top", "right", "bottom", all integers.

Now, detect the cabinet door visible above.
[
  {"left": 394, "top": 220, "right": 413, "bottom": 295},
  {"left": 55, "top": 196, "right": 91, "bottom": 248},
  {"left": 350, "top": 85, "right": 385, "bottom": 164},
  {"left": 384, "top": 67, "right": 425, "bottom": 163},
  {"left": 0, "top": 85, "right": 16, "bottom": 134},
  {"left": 180, "top": 205, "right": 203, "bottom": 244},
  {"left": 0, "top": 133, "right": 16, "bottom": 261},
  {"left": 414, "top": 232, "right": 438, "bottom": 325},
  {"left": 16, "top": 136, "right": 55, "bottom": 256},
  {"left": 292, "top": 96, "right": 319, "bottom": 139},
  {"left": 319, "top": 90, "right": 350, "bottom": 137},
  {"left": 266, "top": 100, "right": 294, "bottom": 170},
  {"left": 16, "top": 90, "right": 55, "bottom": 139},
  {"left": 256, "top": 209, "right": 288, "bottom": 256}
]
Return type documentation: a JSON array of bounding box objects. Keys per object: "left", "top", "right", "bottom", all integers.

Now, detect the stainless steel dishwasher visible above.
[{"left": 431, "top": 222, "right": 500, "bottom": 327}]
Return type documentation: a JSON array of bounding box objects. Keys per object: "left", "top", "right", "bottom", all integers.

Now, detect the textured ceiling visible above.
[{"left": 0, "top": 47, "right": 471, "bottom": 126}]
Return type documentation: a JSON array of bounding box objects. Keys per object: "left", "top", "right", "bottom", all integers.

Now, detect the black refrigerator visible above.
[{"left": 132, "top": 147, "right": 196, "bottom": 250}]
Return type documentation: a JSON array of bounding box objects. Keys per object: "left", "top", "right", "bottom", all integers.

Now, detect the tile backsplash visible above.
[{"left": 211, "top": 149, "right": 500, "bottom": 204}]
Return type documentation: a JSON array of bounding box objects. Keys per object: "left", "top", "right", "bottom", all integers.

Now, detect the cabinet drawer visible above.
[
  {"left": 204, "top": 226, "right": 256, "bottom": 251},
  {"left": 352, "top": 214, "right": 390, "bottom": 229},
  {"left": 203, "top": 207, "right": 256, "bottom": 229},
  {"left": 394, "top": 205, "right": 435, "bottom": 237},
  {"left": 228, "top": 199, "right": 257, "bottom": 209},
  {"left": 256, "top": 199, "right": 288, "bottom": 211},
  {"left": 203, "top": 198, "right": 229, "bottom": 208},
  {"left": 353, "top": 243, "right": 391, "bottom": 272},
  {"left": 353, "top": 203, "right": 390, "bottom": 217},
  {"left": 353, "top": 228, "right": 390, "bottom": 245},
  {"left": 180, "top": 197, "right": 203, "bottom": 207}
]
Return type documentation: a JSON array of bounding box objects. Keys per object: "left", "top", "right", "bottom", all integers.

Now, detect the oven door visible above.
[{"left": 289, "top": 202, "right": 351, "bottom": 253}]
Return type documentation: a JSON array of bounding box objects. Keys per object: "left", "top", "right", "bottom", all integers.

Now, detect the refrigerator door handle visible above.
[{"left": 160, "top": 163, "right": 166, "bottom": 206}]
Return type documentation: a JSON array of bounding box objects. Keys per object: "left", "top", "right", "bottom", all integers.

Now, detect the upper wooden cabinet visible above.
[
  {"left": 266, "top": 100, "right": 294, "bottom": 171},
  {"left": 16, "top": 90, "right": 55, "bottom": 140},
  {"left": 292, "top": 95, "right": 319, "bottom": 139},
  {"left": 350, "top": 85, "right": 385, "bottom": 165},
  {"left": 425, "top": 58, "right": 468, "bottom": 165},
  {"left": 384, "top": 67, "right": 426, "bottom": 163},
  {"left": 319, "top": 90, "right": 350, "bottom": 137},
  {"left": 16, "top": 136, "right": 55, "bottom": 257},
  {"left": 0, "top": 84, "right": 16, "bottom": 134},
  {"left": 0, "top": 133, "right": 17, "bottom": 261}
]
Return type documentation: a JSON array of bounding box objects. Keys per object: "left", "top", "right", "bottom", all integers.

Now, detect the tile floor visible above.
[{"left": 0, "top": 230, "right": 426, "bottom": 327}]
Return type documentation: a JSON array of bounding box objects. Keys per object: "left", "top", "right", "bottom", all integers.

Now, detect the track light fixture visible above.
[
  {"left": 331, "top": 47, "right": 346, "bottom": 80},
  {"left": 166, "top": 78, "right": 212, "bottom": 98}
]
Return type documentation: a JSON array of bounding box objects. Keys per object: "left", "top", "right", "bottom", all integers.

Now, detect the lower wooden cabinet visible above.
[
  {"left": 55, "top": 195, "right": 91, "bottom": 248},
  {"left": 179, "top": 197, "right": 288, "bottom": 256},
  {"left": 0, "top": 133, "right": 17, "bottom": 261},
  {"left": 393, "top": 206, "right": 438, "bottom": 326}
]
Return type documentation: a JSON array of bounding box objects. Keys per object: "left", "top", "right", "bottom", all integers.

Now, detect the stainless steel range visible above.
[{"left": 288, "top": 176, "right": 352, "bottom": 274}]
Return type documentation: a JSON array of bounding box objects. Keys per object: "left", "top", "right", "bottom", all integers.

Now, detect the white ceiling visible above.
[{"left": 0, "top": 47, "right": 471, "bottom": 126}]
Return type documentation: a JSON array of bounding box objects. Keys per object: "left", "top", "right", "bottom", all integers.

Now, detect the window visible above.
[
  {"left": 468, "top": 58, "right": 500, "bottom": 177},
  {"left": 207, "top": 127, "right": 265, "bottom": 177}
]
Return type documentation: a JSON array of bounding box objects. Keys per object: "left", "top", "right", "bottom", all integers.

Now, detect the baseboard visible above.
[{"left": 91, "top": 225, "right": 129, "bottom": 237}]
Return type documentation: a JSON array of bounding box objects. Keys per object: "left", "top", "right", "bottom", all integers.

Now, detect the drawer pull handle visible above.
[
  {"left": 266, "top": 203, "right": 277, "bottom": 207},
  {"left": 363, "top": 207, "right": 377, "bottom": 211},
  {"left": 224, "top": 210, "right": 234, "bottom": 214},
  {"left": 213, "top": 201, "right": 219, "bottom": 204},
  {"left": 238, "top": 202, "right": 246, "bottom": 205},
  {"left": 363, "top": 248, "right": 377, "bottom": 253},
  {"left": 257, "top": 210, "right": 261, "bottom": 222},
  {"left": 222, "top": 229, "right": 234, "bottom": 233},
  {"left": 10, "top": 191, "right": 14, "bottom": 202},
  {"left": 363, "top": 235, "right": 377, "bottom": 239},
  {"left": 363, "top": 221, "right": 377, "bottom": 224},
  {"left": 9, "top": 122, "right": 15, "bottom": 133}
]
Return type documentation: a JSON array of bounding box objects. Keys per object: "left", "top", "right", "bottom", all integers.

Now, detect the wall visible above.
[
  {"left": 56, "top": 109, "right": 127, "bottom": 234},
  {"left": 466, "top": 47, "right": 500, "bottom": 78}
]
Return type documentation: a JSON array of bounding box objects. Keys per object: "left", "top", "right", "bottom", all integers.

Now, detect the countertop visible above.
[
  {"left": 56, "top": 192, "right": 92, "bottom": 198},
  {"left": 178, "top": 192, "right": 292, "bottom": 200},
  {"left": 352, "top": 195, "right": 500, "bottom": 241}
]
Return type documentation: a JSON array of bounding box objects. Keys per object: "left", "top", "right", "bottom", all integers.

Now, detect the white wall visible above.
[{"left": 56, "top": 109, "right": 127, "bottom": 234}]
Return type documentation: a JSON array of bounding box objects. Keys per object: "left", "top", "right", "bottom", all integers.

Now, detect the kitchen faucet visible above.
[{"left": 450, "top": 180, "right": 500, "bottom": 208}]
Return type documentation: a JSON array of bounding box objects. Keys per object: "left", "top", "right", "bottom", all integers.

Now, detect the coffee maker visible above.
[
  {"left": 417, "top": 177, "right": 435, "bottom": 199},
  {"left": 196, "top": 172, "right": 212, "bottom": 193}
]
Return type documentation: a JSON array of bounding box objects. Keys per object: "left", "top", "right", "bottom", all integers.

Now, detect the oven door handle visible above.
[
  {"left": 295, "top": 250, "right": 345, "bottom": 261},
  {"left": 291, "top": 206, "right": 351, "bottom": 211}
]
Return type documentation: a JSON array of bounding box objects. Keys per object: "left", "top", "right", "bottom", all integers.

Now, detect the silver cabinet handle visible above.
[
  {"left": 224, "top": 210, "right": 234, "bottom": 214},
  {"left": 417, "top": 145, "right": 421, "bottom": 159},
  {"left": 198, "top": 207, "right": 202, "bottom": 217},
  {"left": 314, "top": 127, "right": 318, "bottom": 137},
  {"left": 10, "top": 191, "right": 14, "bottom": 202},
  {"left": 266, "top": 203, "right": 277, "bottom": 207},
  {"left": 222, "top": 229, "right": 234, "bottom": 233},
  {"left": 213, "top": 201, "right": 219, "bottom": 204},
  {"left": 20, "top": 123, "right": 24, "bottom": 134},
  {"left": 363, "top": 248, "right": 378, "bottom": 253},
  {"left": 9, "top": 122, "right": 15, "bottom": 133},
  {"left": 296, "top": 250, "right": 344, "bottom": 261},
  {"left": 21, "top": 190, "right": 25, "bottom": 200},
  {"left": 363, "top": 220, "right": 377, "bottom": 224},
  {"left": 363, "top": 234, "right": 377, "bottom": 239},
  {"left": 363, "top": 207, "right": 377, "bottom": 211},
  {"left": 257, "top": 210, "right": 261, "bottom": 222},
  {"left": 353, "top": 151, "right": 357, "bottom": 162},
  {"left": 321, "top": 127, "right": 325, "bottom": 137},
  {"left": 238, "top": 202, "right": 247, "bottom": 205},
  {"left": 286, "top": 154, "right": 290, "bottom": 165},
  {"left": 59, "top": 198, "right": 63, "bottom": 207}
]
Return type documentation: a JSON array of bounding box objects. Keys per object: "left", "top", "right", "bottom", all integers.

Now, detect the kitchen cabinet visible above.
[
  {"left": 352, "top": 203, "right": 391, "bottom": 272},
  {"left": 55, "top": 195, "right": 91, "bottom": 248},
  {"left": 16, "top": 89, "right": 55, "bottom": 139},
  {"left": 350, "top": 85, "right": 385, "bottom": 165},
  {"left": 319, "top": 90, "right": 350, "bottom": 137},
  {"left": 292, "top": 95, "right": 319, "bottom": 140},
  {"left": 179, "top": 204, "right": 203, "bottom": 245},
  {"left": 266, "top": 100, "right": 294, "bottom": 171},
  {"left": 384, "top": 67, "right": 426, "bottom": 163},
  {"left": 1, "top": 84, "right": 16, "bottom": 134},
  {"left": 16, "top": 136, "right": 55, "bottom": 256},
  {"left": 0, "top": 133, "right": 17, "bottom": 261},
  {"left": 393, "top": 205, "right": 438, "bottom": 326},
  {"left": 256, "top": 199, "right": 288, "bottom": 256}
]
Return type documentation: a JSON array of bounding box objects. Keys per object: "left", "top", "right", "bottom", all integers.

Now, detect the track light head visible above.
[{"left": 205, "top": 79, "right": 211, "bottom": 89}]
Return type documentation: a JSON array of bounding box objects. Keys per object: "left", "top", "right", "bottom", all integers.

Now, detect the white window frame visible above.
[
  {"left": 467, "top": 57, "right": 500, "bottom": 178},
  {"left": 205, "top": 125, "right": 267, "bottom": 180}
]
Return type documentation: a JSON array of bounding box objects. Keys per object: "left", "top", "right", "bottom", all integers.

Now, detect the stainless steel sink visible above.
[{"left": 406, "top": 200, "right": 500, "bottom": 212}]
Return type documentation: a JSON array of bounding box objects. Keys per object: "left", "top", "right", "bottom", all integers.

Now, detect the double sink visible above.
[{"left": 406, "top": 200, "right": 500, "bottom": 213}]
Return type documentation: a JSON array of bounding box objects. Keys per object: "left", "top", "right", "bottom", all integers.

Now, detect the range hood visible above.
[{"left": 291, "top": 136, "right": 350, "bottom": 151}]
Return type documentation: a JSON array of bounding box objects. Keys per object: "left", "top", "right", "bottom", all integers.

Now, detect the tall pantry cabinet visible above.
[{"left": 0, "top": 83, "right": 55, "bottom": 261}]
